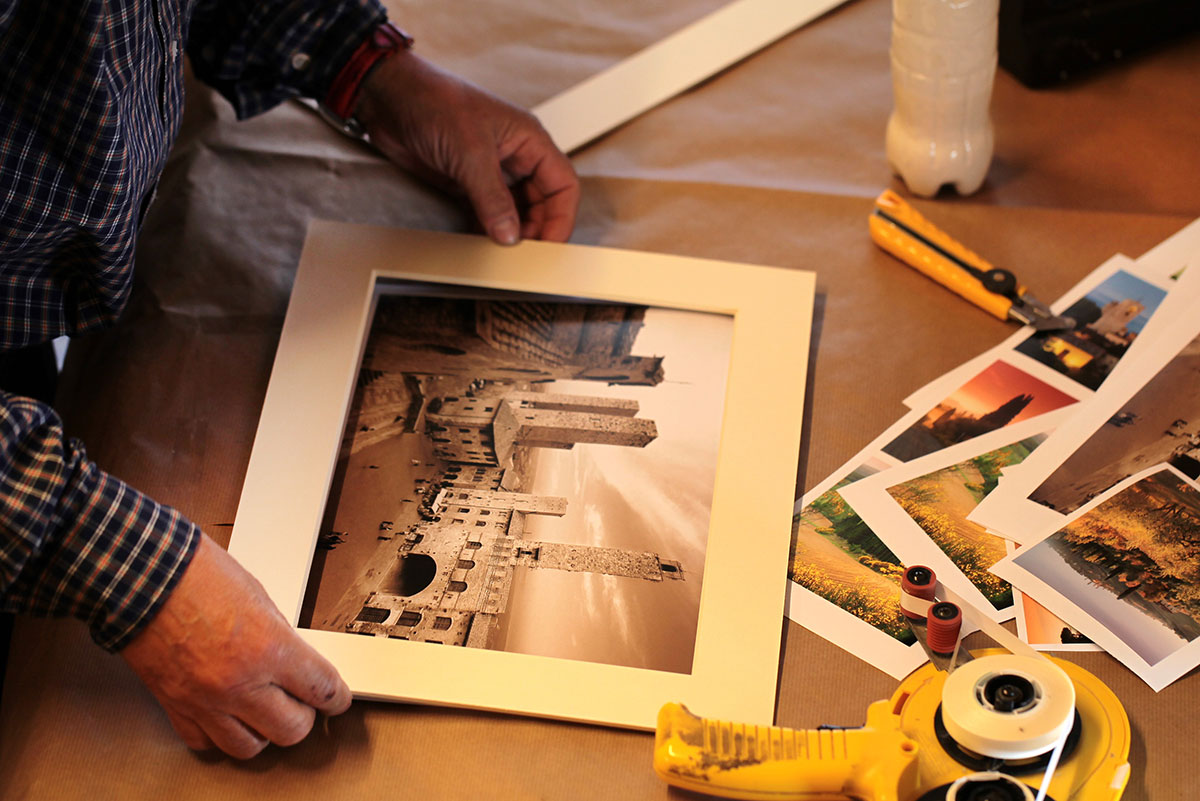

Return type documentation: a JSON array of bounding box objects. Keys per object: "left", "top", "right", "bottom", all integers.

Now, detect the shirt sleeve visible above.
[
  {"left": 186, "top": 0, "right": 388, "bottom": 119},
  {"left": 0, "top": 391, "right": 201, "bottom": 652}
]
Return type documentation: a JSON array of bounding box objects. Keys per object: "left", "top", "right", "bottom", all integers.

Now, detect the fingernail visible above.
[{"left": 492, "top": 218, "right": 519, "bottom": 246}]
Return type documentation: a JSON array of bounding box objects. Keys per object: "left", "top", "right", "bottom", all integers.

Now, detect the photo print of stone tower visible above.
[{"left": 299, "top": 283, "right": 732, "bottom": 674}]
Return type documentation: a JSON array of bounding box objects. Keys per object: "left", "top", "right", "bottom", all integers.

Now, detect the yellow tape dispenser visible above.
[{"left": 653, "top": 566, "right": 1130, "bottom": 801}]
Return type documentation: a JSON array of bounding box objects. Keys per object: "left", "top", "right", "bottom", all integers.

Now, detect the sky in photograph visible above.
[
  {"left": 1083, "top": 270, "right": 1168, "bottom": 334},
  {"left": 937, "top": 360, "right": 1077, "bottom": 421},
  {"left": 1021, "top": 593, "right": 1069, "bottom": 645},
  {"left": 501, "top": 305, "right": 733, "bottom": 673}
]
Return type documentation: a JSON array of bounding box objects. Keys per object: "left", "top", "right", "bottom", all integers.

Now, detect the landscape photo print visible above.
[
  {"left": 1013, "top": 269, "right": 1167, "bottom": 391},
  {"left": 837, "top": 411, "right": 1073, "bottom": 626},
  {"left": 994, "top": 465, "right": 1200, "bottom": 690},
  {"left": 883, "top": 359, "right": 1077, "bottom": 462}
]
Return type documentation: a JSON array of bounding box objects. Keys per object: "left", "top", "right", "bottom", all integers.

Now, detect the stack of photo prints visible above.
[{"left": 786, "top": 218, "right": 1200, "bottom": 691}]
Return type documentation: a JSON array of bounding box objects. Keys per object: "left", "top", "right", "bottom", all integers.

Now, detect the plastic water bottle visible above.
[{"left": 886, "top": 0, "right": 999, "bottom": 197}]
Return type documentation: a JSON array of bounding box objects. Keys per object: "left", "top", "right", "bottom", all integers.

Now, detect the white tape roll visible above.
[{"left": 941, "top": 654, "right": 1076, "bottom": 760}]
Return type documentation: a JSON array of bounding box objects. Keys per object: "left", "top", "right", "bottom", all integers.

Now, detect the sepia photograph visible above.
[
  {"left": 1029, "top": 330, "right": 1200, "bottom": 514},
  {"left": 229, "top": 221, "right": 815, "bottom": 727},
  {"left": 883, "top": 359, "right": 1077, "bottom": 462},
  {"left": 1014, "top": 270, "right": 1167, "bottom": 391},
  {"left": 1009, "top": 466, "right": 1200, "bottom": 668},
  {"left": 298, "top": 282, "right": 731, "bottom": 674}
]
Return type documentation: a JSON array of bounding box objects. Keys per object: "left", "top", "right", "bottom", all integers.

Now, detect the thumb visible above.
[
  {"left": 276, "top": 635, "right": 352, "bottom": 715},
  {"left": 458, "top": 156, "right": 521, "bottom": 245}
]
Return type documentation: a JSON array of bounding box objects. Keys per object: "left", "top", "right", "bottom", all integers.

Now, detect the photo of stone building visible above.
[{"left": 300, "top": 285, "right": 731, "bottom": 673}]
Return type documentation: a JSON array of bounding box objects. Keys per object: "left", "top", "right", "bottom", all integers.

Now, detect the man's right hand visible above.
[
  {"left": 354, "top": 49, "right": 580, "bottom": 246},
  {"left": 120, "top": 533, "right": 352, "bottom": 759}
]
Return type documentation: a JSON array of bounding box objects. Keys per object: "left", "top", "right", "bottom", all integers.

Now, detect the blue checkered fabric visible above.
[
  {"left": 0, "top": 392, "right": 202, "bottom": 650},
  {"left": 0, "top": 0, "right": 384, "bottom": 650}
]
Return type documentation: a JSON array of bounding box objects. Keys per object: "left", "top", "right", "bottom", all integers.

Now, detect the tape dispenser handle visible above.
[{"left": 653, "top": 702, "right": 920, "bottom": 801}]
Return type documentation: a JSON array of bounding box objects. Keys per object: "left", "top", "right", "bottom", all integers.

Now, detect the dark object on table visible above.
[{"left": 999, "top": 0, "right": 1200, "bottom": 87}]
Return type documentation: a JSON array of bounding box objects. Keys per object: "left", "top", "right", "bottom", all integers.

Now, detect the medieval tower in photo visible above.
[{"left": 311, "top": 292, "right": 688, "bottom": 653}]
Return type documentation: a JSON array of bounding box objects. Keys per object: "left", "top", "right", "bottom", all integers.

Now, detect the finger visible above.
[
  {"left": 165, "top": 708, "right": 215, "bottom": 753},
  {"left": 503, "top": 141, "right": 578, "bottom": 243},
  {"left": 518, "top": 180, "right": 561, "bottom": 242},
  {"left": 274, "top": 637, "right": 353, "bottom": 716},
  {"left": 236, "top": 684, "right": 318, "bottom": 747},
  {"left": 532, "top": 180, "right": 580, "bottom": 243},
  {"left": 198, "top": 713, "right": 271, "bottom": 760},
  {"left": 519, "top": 187, "right": 546, "bottom": 241},
  {"left": 458, "top": 148, "right": 523, "bottom": 245}
]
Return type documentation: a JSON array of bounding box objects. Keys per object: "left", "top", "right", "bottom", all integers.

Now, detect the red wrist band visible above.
[{"left": 323, "top": 21, "right": 414, "bottom": 121}]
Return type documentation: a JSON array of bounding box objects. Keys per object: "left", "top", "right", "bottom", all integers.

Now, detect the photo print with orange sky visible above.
[
  {"left": 1017, "top": 589, "right": 1097, "bottom": 650},
  {"left": 883, "top": 360, "right": 1078, "bottom": 462},
  {"left": 1014, "top": 269, "right": 1167, "bottom": 391}
]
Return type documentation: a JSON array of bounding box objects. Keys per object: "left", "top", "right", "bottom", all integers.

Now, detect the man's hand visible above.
[
  {"left": 120, "top": 534, "right": 352, "bottom": 759},
  {"left": 354, "top": 50, "right": 580, "bottom": 245}
]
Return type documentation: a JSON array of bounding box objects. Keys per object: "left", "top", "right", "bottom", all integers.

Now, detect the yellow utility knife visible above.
[{"left": 869, "top": 190, "right": 1074, "bottom": 331}]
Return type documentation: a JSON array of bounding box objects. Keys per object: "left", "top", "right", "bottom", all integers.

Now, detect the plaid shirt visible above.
[{"left": 0, "top": 0, "right": 384, "bottom": 651}]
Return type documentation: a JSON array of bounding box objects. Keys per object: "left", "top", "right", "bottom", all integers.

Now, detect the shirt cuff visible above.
[
  {"left": 186, "top": 0, "right": 389, "bottom": 119},
  {"left": 1, "top": 394, "right": 201, "bottom": 652},
  {"left": 302, "top": 4, "right": 392, "bottom": 106},
  {"left": 62, "top": 468, "right": 202, "bottom": 652}
]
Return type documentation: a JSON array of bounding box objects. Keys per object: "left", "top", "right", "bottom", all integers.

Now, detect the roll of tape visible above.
[{"left": 941, "top": 654, "right": 1076, "bottom": 760}]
